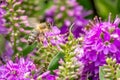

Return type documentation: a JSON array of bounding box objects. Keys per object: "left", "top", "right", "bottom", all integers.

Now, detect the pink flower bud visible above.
[
  {"left": 60, "top": 6, "right": 65, "bottom": 11},
  {"left": 17, "top": 47, "right": 23, "bottom": 51}
]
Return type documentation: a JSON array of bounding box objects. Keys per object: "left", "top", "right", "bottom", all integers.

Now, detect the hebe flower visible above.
[
  {"left": 0, "top": 2, "right": 13, "bottom": 64},
  {"left": 1, "top": 41, "right": 13, "bottom": 63},
  {"left": 56, "top": 33, "right": 84, "bottom": 80},
  {"left": 1, "top": 0, "right": 31, "bottom": 53},
  {"left": 0, "top": 7, "right": 7, "bottom": 34},
  {"left": 45, "top": 0, "right": 91, "bottom": 38},
  {"left": 37, "top": 71, "right": 57, "bottom": 80},
  {"left": 44, "top": 26, "right": 66, "bottom": 47},
  {"left": 80, "top": 16, "right": 120, "bottom": 80},
  {"left": 0, "top": 58, "right": 36, "bottom": 79},
  {"left": 31, "top": 26, "right": 66, "bottom": 73}
]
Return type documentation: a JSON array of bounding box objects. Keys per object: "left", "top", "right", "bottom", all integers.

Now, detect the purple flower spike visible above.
[
  {"left": 1, "top": 41, "right": 13, "bottom": 62},
  {"left": 45, "top": 0, "right": 91, "bottom": 38},
  {"left": 38, "top": 71, "right": 57, "bottom": 80},
  {"left": 0, "top": 8, "right": 7, "bottom": 34},
  {"left": 44, "top": 26, "right": 66, "bottom": 47},
  {"left": 0, "top": 58, "right": 36, "bottom": 79},
  {"left": 80, "top": 16, "right": 120, "bottom": 80}
]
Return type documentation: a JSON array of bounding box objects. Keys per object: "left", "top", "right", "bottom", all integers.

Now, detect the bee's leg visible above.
[
  {"left": 28, "top": 36, "right": 35, "bottom": 45},
  {"left": 38, "top": 33, "right": 44, "bottom": 42}
]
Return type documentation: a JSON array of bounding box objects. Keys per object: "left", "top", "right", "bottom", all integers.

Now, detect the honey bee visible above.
[{"left": 28, "top": 22, "right": 51, "bottom": 45}]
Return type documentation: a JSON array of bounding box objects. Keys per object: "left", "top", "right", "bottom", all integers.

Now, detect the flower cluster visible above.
[
  {"left": 37, "top": 71, "right": 57, "bottom": 80},
  {"left": 1, "top": 0, "right": 120, "bottom": 80},
  {"left": 45, "top": 0, "right": 92, "bottom": 38},
  {"left": 0, "top": 58, "right": 36, "bottom": 80},
  {"left": 1, "top": 0, "right": 31, "bottom": 54},
  {"left": 0, "top": 5, "right": 7, "bottom": 34},
  {"left": 44, "top": 26, "right": 66, "bottom": 47},
  {"left": 80, "top": 16, "right": 120, "bottom": 80},
  {"left": 31, "top": 26, "right": 66, "bottom": 74},
  {"left": 1, "top": 41, "right": 13, "bottom": 63},
  {"left": 0, "top": 2, "right": 13, "bottom": 63}
]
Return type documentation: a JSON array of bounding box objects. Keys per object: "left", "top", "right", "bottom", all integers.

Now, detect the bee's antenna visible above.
[{"left": 69, "top": 23, "right": 75, "bottom": 33}]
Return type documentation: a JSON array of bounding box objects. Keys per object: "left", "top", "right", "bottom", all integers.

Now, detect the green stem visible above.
[
  {"left": 13, "top": 24, "right": 17, "bottom": 54},
  {"left": 9, "top": 1, "right": 17, "bottom": 57}
]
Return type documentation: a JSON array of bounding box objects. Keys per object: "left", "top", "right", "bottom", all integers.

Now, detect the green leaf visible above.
[
  {"left": 0, "top": 35, "right": 5, "bottom": 55},
  {"left": 22, "top": 42, "right": 37, "bottom": 56},
  {"left": 95, "top": 0, "right": 117, "bottom": 19},
  {"left": 48, "top": 52, "right": 64, "bottom": 73},
  {"left": 77, "top": 0, "right": 92, "bottom": 10},
  {"left": 99, "top": 66, "right": 105, "bottom": 80},
  {"left": 117, "top": 0, "right": 120, "bottom": 13}
]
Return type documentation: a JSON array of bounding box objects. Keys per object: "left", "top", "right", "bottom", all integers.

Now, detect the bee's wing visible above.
[{"left": 28, "top": 18, "right": 40, "bottom": 27}]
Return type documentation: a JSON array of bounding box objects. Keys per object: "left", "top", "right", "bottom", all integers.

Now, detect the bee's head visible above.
[
  {"left": 39, "top": 22, "right": 51, "bottom": 29},
  {"left": 37, "top": 22, "right": 51, "bottom": 32},
  {"left": 46, "top": 22, "right": 51, "bottom": 29}
]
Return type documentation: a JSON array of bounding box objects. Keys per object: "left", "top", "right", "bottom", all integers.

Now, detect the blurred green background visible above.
[
  {"left": 24, "top": 0, "right": 120, "bottom": 20},
  {"left": 78, "top": 0, "right": 120, "bottom": 19}
]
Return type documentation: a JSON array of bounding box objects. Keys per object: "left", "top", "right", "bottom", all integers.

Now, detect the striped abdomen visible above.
[{"left": 28, "top": 30, "right": 39, "bottom": 45}]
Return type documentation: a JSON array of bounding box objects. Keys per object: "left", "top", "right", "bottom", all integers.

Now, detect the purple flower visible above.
[
  {"left": 0, "top": 0, "right": 32, "bottom": 53},
  {"left": 44, "top": 26, "right": 66, "bottom": 47},
  {"left": 37, "top": 71, "right": 57, "bottom": 80},
  {"left": 45, "top": 6, "right": 56, "bottom": 17},
  {"left": 0, "top": 5, "right": 12, "bottom": 63},
  {"left": 1, "top": 41, "right": 13, "bottom": 63},
  {"left": 0, "top": 8, "right": 7, "bottom": 34},
  {"left": 0, "top": 26, "right": 7, "bottom": 34},
  {"left": 0, "top": 58, "right": 36, "bottom": 79},
  {"left": 80, "top": 16, "right": 120, "bottom": 80},
  {"left": 45, "top": 0, "right": 92, "bottom": 38}
]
